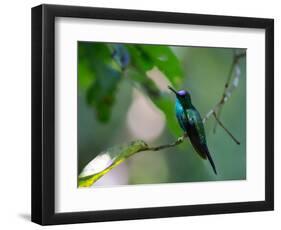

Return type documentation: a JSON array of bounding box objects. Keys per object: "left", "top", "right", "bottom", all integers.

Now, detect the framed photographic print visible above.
[{"left": 31, "top": 4, "right": 274, "bottom": 225}]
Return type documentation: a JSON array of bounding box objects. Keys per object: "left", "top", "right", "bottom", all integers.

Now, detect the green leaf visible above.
[
  {"left": 154, "top": 95, "right": 182, "bottom": 136},
  {"left": 78, "top": 59, "right": 95, "bottom": 91},
  {"left": 86, "top": 64, "right": 121, "bottom": 122},
  {"left": 78, "top": 140, "right": 148, "bottom": 187},
  {"left": 79, "top": 42, "right": 112, "bottom": 62},
  {"left": 78, "top": 42, "right": 122, "bottom": 123},
  {"left": 125, "top": 45, "right": 154, "bottom": 73},
  {"left": 138, "top": 45, "right": 183, "bottom": 87}
]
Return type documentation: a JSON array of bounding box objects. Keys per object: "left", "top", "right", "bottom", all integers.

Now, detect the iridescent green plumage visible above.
[{"left": 169, "top": 86, "right": 217, "bottom": 174}]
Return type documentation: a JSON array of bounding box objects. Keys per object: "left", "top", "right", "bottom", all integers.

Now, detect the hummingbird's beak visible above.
[{"left": 168, "top": 86, "right": 178, "bottom": 95}]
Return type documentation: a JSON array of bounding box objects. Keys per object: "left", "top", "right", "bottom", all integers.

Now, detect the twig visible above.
[
  {"left": 145, "top": 134, "right": 187, "bottom": 151},
  {"left": 213, "top": 113, "right": 240, "bottom": 145},
  {"left": 202, "top": 104, "right": 240, "bottom": 145},
  {"left": 213, "top": 50, "right": 246, "bottom": 133}
]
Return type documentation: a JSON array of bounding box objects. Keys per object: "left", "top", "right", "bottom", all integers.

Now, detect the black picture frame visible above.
[{"left": 31, "top": 4, "right": 274, "bottom": 225}]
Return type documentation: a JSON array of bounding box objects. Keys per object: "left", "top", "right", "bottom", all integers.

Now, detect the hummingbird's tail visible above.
[{"left": 205, "top": 150, "right": 217, "bottom": 175}]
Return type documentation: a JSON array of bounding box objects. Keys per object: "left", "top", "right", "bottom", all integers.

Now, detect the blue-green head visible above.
[{"left": 168, "top": 86, "right": 192, "bottom": 108}]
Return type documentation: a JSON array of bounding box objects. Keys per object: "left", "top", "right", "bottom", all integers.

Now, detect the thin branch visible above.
[
  {"left": 213, "top": 113, "right": 240, "bottom": 145},
  {"left": 144, "top": 134, "right": 187, "bottom": 151},
  {"left": 202, "top": 101, "right": 221, "bottom": 123},
  {"left": 213, "top": 50, "right": 246, "bottom": 133},
  {"left": 202, "top": 105, "right": 240, "bottom": 145}
]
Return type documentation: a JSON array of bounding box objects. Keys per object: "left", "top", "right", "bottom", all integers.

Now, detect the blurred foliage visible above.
[
  {"left": 79, "top": 43, "right": 121, "bottom": 122},
  {"left": 78, "top": 42, "right": 246, "bottom": 186},
  {"left": 139, "top": 45, "right": 183, "bottom": 86},
  {"left": 79, "top": 42, "right": 183, "bottom": 135}
]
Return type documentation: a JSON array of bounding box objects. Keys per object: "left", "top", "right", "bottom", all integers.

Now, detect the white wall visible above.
[{"left": 0, "top": 0, "right": 278, "bottom": 228}]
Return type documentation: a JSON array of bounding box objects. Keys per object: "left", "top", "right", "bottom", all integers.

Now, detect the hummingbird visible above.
[{"left": 168, "top": 86, "right": 217, "bottom": 174}]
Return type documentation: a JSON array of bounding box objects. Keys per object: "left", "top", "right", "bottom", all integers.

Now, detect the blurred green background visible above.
[{"left": 78, "top": 42, "right": 246, "bottom": 187}]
